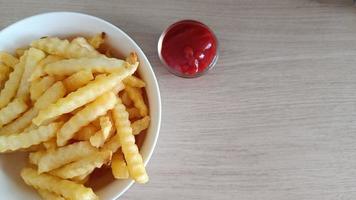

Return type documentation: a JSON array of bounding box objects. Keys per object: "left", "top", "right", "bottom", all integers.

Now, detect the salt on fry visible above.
[
  {"left": 33, "top": 63, "right": 138, "bottom": 126},
  {"left": 21, "top": 168, "right": 98, "bottom": 200}
]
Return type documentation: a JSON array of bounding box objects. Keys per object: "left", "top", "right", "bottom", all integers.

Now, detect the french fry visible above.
[
  {"left": 33, "top": 63, "right": 137, "bottom": 126},
  {"left": 121, "top": 91, "right": 133, "bottom": 106},
  {"left": 31, "top": 37, "right": 99, "bottom": 58},
  {"left": 57, "top": 91, "right": 117, "bottom": 146},
  {"left": 29, "top": 150, "right": 45, "bottom": 165},
  {"left": 0, "top": 52, "right": 19, "bottom": 68},
  {"left": 0, "top": 122, "right": 62, "bottom": 152},
  {"left": 71, "top": 173, "right": 90, "bottom": 184},
  {"left": 21, "top": 168, "right": 98, "bottom": 200},
  {"left": 71, "top": 37, "right": 97, "bottom": 52},
  {"left": 0, "top": 98, "right": 28, "bottom": 127},
  {"left": 30, "top": 55, "right": 62, "bottom": 82},
  {"left": 127, "top": 107, "right": 140, "bottom": 119},
  {"left": 30, "top": 76, "right": 56, "bottom": 102},
  {"left": 50, "top": 150, "right": 111, "bottom": 179},
  {"left": 123, "top": 76, "right": 146, "bottom": 88},
  {"left": 111, "top": 151, "right": 129, "bottom": 179},
  {"left": 43, "top": 138, "right": 57, "bottom": 150},
  {"left": 37, "top": 189, "right": 65, "bottom": 200},
  {"left": 112, "top": 100, "right": 148, "bottom": 183},
  {"left": 44, "top": 57, "right": 128, "bottom": 76},
  {"left": 37, "top": 141, "right": 97, "bottom": 173},
  {"left": 0, "top": 63, "right": 11, "bottom": 89},
  {"left": 112, "top": 81, "right": 125, "bottom": 95},
  {"left": 132, "top": 116, "right": 150, "bottom": 135},
  {"left": 15, "top": 48, "right": 26, "bottom": 58},
  {"left": 90, "top": 115, "right": 113, "bottom": 147},
  {"left": 63, "top": 70, "right": 94, "bottom": 92},
  {"left": 125, "top": 86, "right": 148, "bottom": 117},
  {"left": 16, "top": 48, "right": 46, "bottom": 100},
  {"left": 73, "top": 124, "right": 98, "bottom": 141},
  {"left": 0, "top": 82, "right": 65, "bottom": 135},
  {"left": 88, "top": 32, "right": 105, "bottom": 49},
  {"left": 0, "top": 51, "right": 27, "bottom": 109}
]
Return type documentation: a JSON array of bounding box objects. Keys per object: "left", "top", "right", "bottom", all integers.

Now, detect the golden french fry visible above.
[
  {"left": 37, "top": 141, "right": 97, "bottom": 173},
  {"left": 37, "top": 189, "right": 65, "bottom": 200},
  {"left": 126, "top": 52, "right": 138, "bottom": 64},
  {"left": 0, "top": 51, "right": 27, "bottom": 109},
  {"left": 31, "top": 37, "right": 99, "bottom": 58},
  {"left": 43, "top": 138, "right": 57, "bottom": 150},
  {"left": 0, "top": 98, "right": 28, "bottom": 127},
  {"left": 123, "top": 76, "right": 146, "bottom": 88},
  {"left": 90, "top": 115, "right": 113, "bottom": 147},
  {"left": 0, "top": 52, "right": 19, "bottom": 68},
  {"left": 102, "top": 134, "right": 120, "bottom": 153},
  {"left": 71, "top": 37, "right": 97, "bottom": 52},
  {"left": 63, "top": 70, "right": 94, "bottom": 92},
  {"left": 112, "top": 81, "right": 125, "bottom": 95},
  {"left": 88, "top": 32, "right": 105, "bottom": 49},
  {"left": 29, "top": 150, "right": 45, "bottom": 165},
  {"left": 132, "top": 116, "right": 150, "bottom": 135},
  {"left": 57, "top": 91, "right": 117, "bottom": 146},
  {"left": 125, "top": 86, "right": 148, "bottom": 117},
  {"left": 73, "top": 124, "right": 98, "bottom": 141},
  {"left": 112, "top": 100, "right": 148, "bottom": 183},
  {"left": 0, "top": 63, "right": 11, "bottom": 89},
  {"left": 127, "top": 107, "right": 141, "bottom": 119},
  {"left": 33, "top": 63, "right": 137, "bottom": 126},
  {"left": 0, "top": 81, "right": 65, "bottom": 135},
  {"left": 30, "top": 76, "right": 56, "bottom": 102},
  {"left": 111, "top": 151, "right": 129, "bottom": 179},
  {"left": 0, "top": 122, "right": 62, "bottom": 152},
  {"left": 121, "top": 91, "right": 133, "bottom": 106},
  {"left": 30, "top": 55, "right": 63, "bottom": 82},
  {"left": 15, "top": 48, "right": 27, "bottom": 58},
  {"left": 21, "top": 168, "right": 98, "bottom": 200},
  {"left": 44, "top": 57, "right": 128, "bottom": 76},
  {"left": 71, "top": 173, "right": 90, "bottom": 184},
  {"left": 50, "top": 150, "right": 111, "bottom": 179},
  {"left": 16, "top": 48, "right": 46, "bottom": 100}
]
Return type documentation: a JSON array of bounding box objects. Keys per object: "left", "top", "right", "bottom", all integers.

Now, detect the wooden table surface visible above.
[{"left": 2, "top": 0, "right": 356, "bottom": 199}]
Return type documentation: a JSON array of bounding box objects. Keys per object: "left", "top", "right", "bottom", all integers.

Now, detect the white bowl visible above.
[{"left": 0, "top": 12, "right": 161, "bottom": 200}]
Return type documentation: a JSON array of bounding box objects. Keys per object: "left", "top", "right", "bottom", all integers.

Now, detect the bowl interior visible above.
[{"left": 0, "top": 12, "right": 161, "bottom": 200}]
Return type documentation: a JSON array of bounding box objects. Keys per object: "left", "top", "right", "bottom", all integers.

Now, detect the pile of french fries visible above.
[{"left": 0, "top": 33, "right": 151, "bottom": 200}]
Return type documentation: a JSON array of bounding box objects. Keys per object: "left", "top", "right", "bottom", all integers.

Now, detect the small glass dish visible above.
[{"left": 157, "top": 20, "right": 219, "bottom": 78}]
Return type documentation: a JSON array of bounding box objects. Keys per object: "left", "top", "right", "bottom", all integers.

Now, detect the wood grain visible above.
[{"left": 2, "top": 0, "right": 356, "bottom": 199}]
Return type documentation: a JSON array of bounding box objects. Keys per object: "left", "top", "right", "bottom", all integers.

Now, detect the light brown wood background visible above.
[{"left": 2, "top": 0, "right": 356, "bottom": 199}]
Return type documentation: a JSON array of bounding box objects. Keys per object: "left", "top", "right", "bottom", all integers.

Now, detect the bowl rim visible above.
[{"left": 0, "top": 11, "right": 161, "bottom": 200}]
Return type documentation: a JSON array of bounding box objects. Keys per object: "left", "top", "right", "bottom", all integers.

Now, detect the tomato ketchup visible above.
[{"left": 158, "top": 20, "right": 218, "bottom": 78}]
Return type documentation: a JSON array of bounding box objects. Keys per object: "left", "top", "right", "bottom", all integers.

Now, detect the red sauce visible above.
[{"left": 160, "top": 20, "right": 218, "bottom": 77}]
